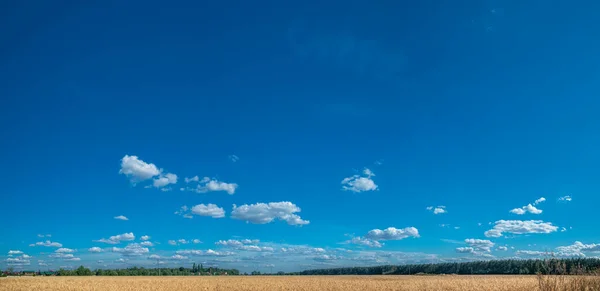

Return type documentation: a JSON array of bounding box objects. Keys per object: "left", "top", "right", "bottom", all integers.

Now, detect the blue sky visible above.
[{"left": 2, "top": 1, "right": 600, "bottom": 272}]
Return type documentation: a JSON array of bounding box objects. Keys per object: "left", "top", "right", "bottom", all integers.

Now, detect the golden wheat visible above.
[{"left": 0, "top": 275, "right": 547, "bottom": 291}]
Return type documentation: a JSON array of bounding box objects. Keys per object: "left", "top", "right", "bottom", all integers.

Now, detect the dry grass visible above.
[{"left": 0, "top": 275, "right": 545, "bottom": 291}]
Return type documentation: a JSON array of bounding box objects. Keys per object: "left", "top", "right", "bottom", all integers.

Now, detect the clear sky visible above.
[{"left": 1, "top": 1, "right": 599, "bottom": 272}]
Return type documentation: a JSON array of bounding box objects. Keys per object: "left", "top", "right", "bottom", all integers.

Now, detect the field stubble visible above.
[{"left": 0, "top": 275, "right": 546, "bottom": 291}]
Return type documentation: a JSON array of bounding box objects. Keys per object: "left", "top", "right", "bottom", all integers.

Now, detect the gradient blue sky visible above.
[{"left": 2, "top": 1, "right": 600, "bottom": 272}]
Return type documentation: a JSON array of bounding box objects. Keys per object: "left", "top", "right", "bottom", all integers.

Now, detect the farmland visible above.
[{"left": 0, "top": 275, "right": 544, "bottom": 291}]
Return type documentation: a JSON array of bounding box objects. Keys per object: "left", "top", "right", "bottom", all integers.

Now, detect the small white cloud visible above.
[
  {"left": 119, "top": 155, "right": 162, "bottom": 183},
  {"left": 178, "top": 239, "right": 189, "bottom": 244},
  {"left": 485, "top": 220, "right": 558, "bottom": 237},
  {"left": 168, "top": 240, "right": 177, "bottom": 246},
  {"left": 497, "top": 246, "right": 508, "bottom": 251},
  {"left": 88, "top": 247, "right": 103, "bottom": 253},
  {"left": 185, "top": 176, "right": 199, "bottom": 183},
  {"left": 534, "top": 197, "right": 546, "bottom": 205},
  {"left": 215, "top": 239, "right": 259, "bottom": 247},
  {"left": 365, "top": 227, "right": 419, "bottom": 241},
  {"left": 231, "top": 201, "right": 309, "bottom": 225},
  {"left": 465, "top": 239, "right": 494, "bottom": 252},
  {"left": 427, "top": 206, "right": 446, "bottom": 215},
  {"left": 191, "top": 203, "right": 225, "bottom": 218},
  {"left": 228, "top": 155, "right": 240, "bottom": 162},
  {"left": 140, "top": 241, "right": 154, "bottom": 247},
  {"left": 171, "top": 254, "right": 188, "bottom": 260},
  {"left": 347, "top": 236, "right": 382, "bottom": 248},
  {"left": 456, "top": 247, "right": 475, "bottom": 253},
  {"left": 94, "top": 232, "right": 135, "bottom": 244},
  {"left": 55, "top": 248, "right": 75, "bottom": 253},
  {"left": 8, "top": 250, "right": 23, "bottom": 255},
  {"left": 37, "top": 234, "right": 51, "bottom": 238},
  {"left": 558, "top": 195, "right": 572, "bottom": 202},
  {"left": 153, "top": 173, "right": 178, "bottom": 188},
  {"left": 30, "top": 240, "right": 62, "bottom": 247},
  {"left": 341, "top": 169, "right": 378, "bottom": 193},
  {"left": 114, "top": 215, "right": 129, "bottom": 221},
  {"left": 140, "top": 235, "right": 150, "bottom": 241},
  {"left": 510, "top": 197, "right": 545, "bottom": 215},
  {"left": 192, "top": 239, "right": 202, "bottom": 244},
  {"left": 112, "top": 243, "right": 149, "bottom": 256}
]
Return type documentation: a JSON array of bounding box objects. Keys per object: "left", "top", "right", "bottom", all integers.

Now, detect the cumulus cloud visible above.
[
  {"left": 456, "top": 247, "right": 475, "bottom": 253},
  {"left": 510, "top": 197, "right": 546, "bottom": 215},
  {"left": 55, "top": 248, "right": 75, "bottom": 253},
  {"left": 341, "top": 168, "right": 378, "bottom": 192},
  {"left": 558, "top": 196, "right": 572, "bottom": 202},
  {"left": 193, "top": 239, "right": 202, "bottom": 244},
  {"left": 216, "top": 239, "right": 258, "bottom": 247},
  {"left": 347, "top": 237, "right": 382, "bottom": 248},
  {"left": 178, "top": 239, "right": 189, "bottom": 244},
  {"left": 114, "top": 215, "right": 129, "bottom": 221},
  {"left": 555, "top": 241, "right": 600, "bottom": 257},
  {"left": 94, "top": 232, "right": 135, "bottom": 244},
  {"left": 191, "top": 204, "right": 225, "bottom": 218},
  {"left": 426, "top": 206, "right": 446, "bottom": 214},
  {"left": 8, "top": 250, "right": 23, "bottom": 255},
  {"left": 485, "top": 220, "right": 558, "bottom": 237},
  {"left": 88, "top": 247, "right": 103, "bottom": 253},
  {"left": 112, "top": 243, "right": 149, "bottom": 256},
  {"left": 497, "top": 246, "right": 508, "bottom": 251},
  {"left": 153, "top": 173, "right": 178, "bottom": 189},
  {"left": 510, "top": 204, "right": 542, "bottom": 215},
  {"left": 231, "top": 201, "right": 309, "bottom": 225},
  {"left": 29, "top": 240, "right": 62, "bottom": 247},
  {"left": 175, "top": 249, "right": 234, "bottom": 256},
  {"left": 365, "top": 227, "right": 419, "bottom": 241},
  {"left": 6, "top": 256, "right": 31, "bottom": 266},
  {"left": 37, "top": 234, "right": 51, "bottom": 238},
  {"left": 140, "top": 235, "right": 150, "bottom": 241},
  {"left": 140, "top": 241, "right": 154, "bottom": 247},
  {"left": 168, "top": 240, "right": 177, "bottom": 246},
  {"left": 119, "top": 155, "right": 162, "bottom": 183},
  {"left": 465, "top": 239, "right": 494, "bottom": 252},
  {"left": 183, "top": 177, "right": 238, "bottom": 194}
]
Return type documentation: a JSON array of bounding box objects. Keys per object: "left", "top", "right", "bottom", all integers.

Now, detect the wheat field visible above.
[{"left": 0, "top": 275, "right": 546, "bottom": 291}]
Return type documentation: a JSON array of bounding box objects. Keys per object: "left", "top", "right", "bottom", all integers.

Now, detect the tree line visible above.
[{"left": 291, "top": 258, "right": 600, "bottom": 276}]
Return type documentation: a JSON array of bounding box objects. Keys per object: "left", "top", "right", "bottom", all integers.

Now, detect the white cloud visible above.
[
  {"left": 8, "top": 250, "right": 23, "bottom": 255},
  {"left": 55, "top": 248, "right": 75, "bottom": 253},
  {"left": 37, "top": 234, "right": 51, "bottom": 238},
  {"left": 140, "top": 235, "right": 150, "bottom": 241},
  {"left": 456, "top": 247, "right": 475, "bottom": 253},
  {"left": 341, "top": 169, "right": 378, "bottom": 193},
  {"left": 347, "top": 237, "right": 382, "bottom": 248},
  {"left": 140, "top": 241, "right": 154, "bottom": 247},
  {"left": 29, "top": 240, "right": 62, "bottom": 247},
  {"left": 231, "top": 201, "right": 309, "bottom": 225},
  {"left": 365, "top": 227, "right": 420, "bottom": 241},
  {"left": 6, "top": 256, "right": 31, "bottom": 266},
  {"left": 427, "top": 206, "right": 446, "bottom": 214},
  {"left": 516, "top": 250, "right": 546, "bottom": 256},
  {"left": 49, "top": 253, "right": 77, "bottom": 259},
  {"left": 114, "top": 215, "right": 129, "bottom": 221},
  {"left": 465, "top": 239, "right": 494, "bottom": 252},
  {"left": 171, "top": 254, "right": 188, "bottom": 260},
  {"left": 175, "top": 249, "right": 234, "bottom": 256},
  {"left": 228, "top": 155, "right": 240, "bottom": 162},
  {"left": 497, "top": 246, "right": 508, "bottom": 251},
  {"left": 119, "top": 155, "right": 161, "bottom": 183},
  {"left": 510, "top": 197, "right": 546, "bottom": 215},
  {"left": 558, "top": 195, "right": 572, "bottom": 202},
  {"left": 153, "top": 173, "right": 178, "bottom": 188},
  {"left": 178, "top": 239, "right": 189, "bottom": 244},
  {"left": 168, "top": 240, "right": 177, "bottom": 246},
  {"left": 555, "top": 241, "right": 600, "bottom": 257},
  {"left": 485, "top": 220, "right": 558, "bottom": 237},
  {"left": 510, "top": 204, "right": 542, "bottom": 215},
  {"left": 193, "top": 239, "right": 202, "bottom": 244},
  {"left": 94, "top": 232, "right": 135, "bottom": 244},
  {"left": 185, "top": 176, "right": 199, "bottom": 183},
  {"left": 112, "top": 243, "right": 149, "bottom": 256},
  {"left": 88, "top": 247, "right": 103, "bottom": 253},
  {"left": 115, "top": 258, "right": 126, "bottom": 263},
  {"left": 191, "top": 203, "right": 225, "bottom": 218}
]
